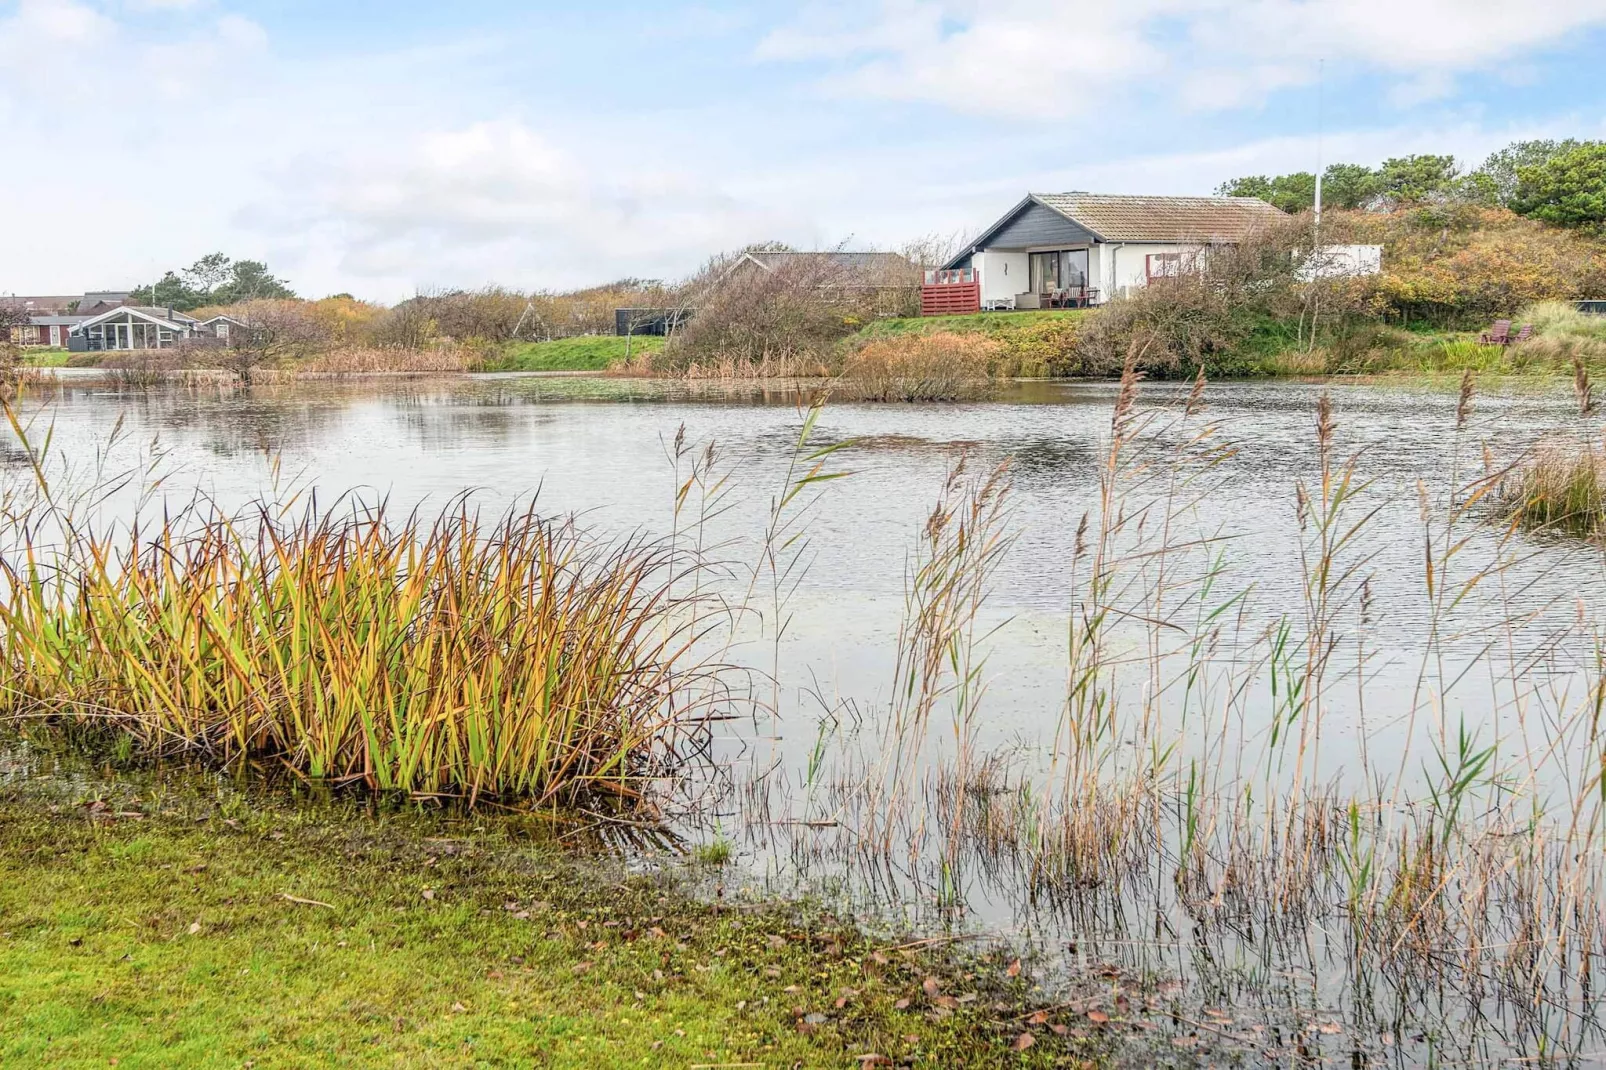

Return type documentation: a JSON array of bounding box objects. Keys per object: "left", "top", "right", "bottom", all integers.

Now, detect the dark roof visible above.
[
  {"left": 0, "top": 296, "right": 79, "bottom": 314},
  {"left": 1033, "top": 193, "right": 1283, "bottom": 242},
  {"left": 743, "top": 251, "right": 912, "bottom": 273}
]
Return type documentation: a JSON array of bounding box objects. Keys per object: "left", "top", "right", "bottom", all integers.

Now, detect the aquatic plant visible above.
[
  {"left": 1500, "top": 436, "right": 1606, "bottom": 537},
  {"left": 0, "top": 493, "right": 719, "bottom": 808}
]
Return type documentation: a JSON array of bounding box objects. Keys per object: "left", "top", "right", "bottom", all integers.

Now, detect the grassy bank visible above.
[
  {"left": 0, "top": 794, "right": 1089, "bottom": 1068},
  {"left": 480, "top": 336, "right": 665, "bottom": 373}
]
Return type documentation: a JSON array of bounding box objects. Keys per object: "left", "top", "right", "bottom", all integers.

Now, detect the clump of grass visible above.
[
  {"left": 296, "top": 345, "right": 474, "bottom": 376},
  {"left": 0, "top": 498, "right": 716, "bottom": 807},
  {"left": 692, "top": 837, "right": 733, "bottom": 865},
  {"left": 1518, "top": 300, "right": 1606, "bottom": 340},
  {"left": 837, "top": 332, "right": 1001, "bottom": 402},
  {"left": 1500, "top": 437, "right": 1606, "bottom": 537}
]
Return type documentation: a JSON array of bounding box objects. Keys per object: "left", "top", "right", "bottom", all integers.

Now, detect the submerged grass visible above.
[{"left": 0, "top": 496, "right": 715, "bottom": 807}]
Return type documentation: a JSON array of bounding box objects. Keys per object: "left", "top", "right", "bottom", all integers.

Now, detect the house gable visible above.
[{"left": 946, "top": 197, "right": 1101, "bottom": 270}]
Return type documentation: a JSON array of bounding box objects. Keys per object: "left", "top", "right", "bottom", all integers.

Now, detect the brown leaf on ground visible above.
[
  {"left": 1049, "top": 1023, "right": 1069, "bottom": 1036},
  {"left": 893, "top": 998, "right": 910, "bottom": 1010},
  {"left": 1013, "top": 1033, "right": 1036, "bottom": 1051},
  {"left": 1006, "top": 959, "right": 1022, "bottom": 978},
  {"left": 921, "top": 977, "right": 941, "bottom": 998},
  {"left": 1087, "top": 1010, "right": 1109, "bottom": 1024}
]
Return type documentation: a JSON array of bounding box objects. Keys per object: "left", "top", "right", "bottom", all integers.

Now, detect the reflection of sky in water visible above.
[
  {"left": 14, "top": 374, "right": 1606, "bottom": 1058},
  {"left": 14, "top": 376, "right": 1604, "bottom": 782}
]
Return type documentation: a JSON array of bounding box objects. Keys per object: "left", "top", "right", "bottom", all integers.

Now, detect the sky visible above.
[{"left": 4, "top": 0, "right": 1606, "bottom": 302}]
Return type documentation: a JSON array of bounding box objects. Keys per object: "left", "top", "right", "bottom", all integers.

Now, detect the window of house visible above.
[{"left": 1146, "top": 253, "right": 1183, "bottom": 280}]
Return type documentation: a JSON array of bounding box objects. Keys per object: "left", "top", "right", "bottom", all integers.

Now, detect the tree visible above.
[
  {"left": 1510, "top": 143, "right": 1606, "bottom": 231},
  {"left": 1320, "top": 164, "right": 1380, "bottom": 210},
  {"left": 1375, "top": 155, "right": 1460, "bottom": 204},
  {"left": 217, "top": 260, "right": 295, "bottom": 303},
  {"left": 1218, "top": 172, "right": 1315, "bottom": 213},
  {"left": 1474, "top": 139, "right": 1583, "bottom": 207},
  {"left": 132, "top": 254, "right": 296, "bottom": 311},
  {"left": 183, "top": 252, "right": 234, "bottom": 298},
  {"left": 1218, "top": 164, "right": 1377, "bottom": 213}
]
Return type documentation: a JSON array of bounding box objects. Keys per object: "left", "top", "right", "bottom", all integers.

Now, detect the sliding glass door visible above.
[{"left": 1029, "top": 250, "right": 1090, "bottom": 294}]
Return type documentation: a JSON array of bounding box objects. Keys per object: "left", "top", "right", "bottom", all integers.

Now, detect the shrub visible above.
[
  {"left": 838, "top": 332, "right": 1001, "bottom": 401},
  {"left": 658, "top": 251, "right": 915, "bottom": 373}
]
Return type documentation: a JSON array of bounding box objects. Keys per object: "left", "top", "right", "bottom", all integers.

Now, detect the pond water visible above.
[{"left": 9, "top": 372, "right": 1606, "bottom": 1065}]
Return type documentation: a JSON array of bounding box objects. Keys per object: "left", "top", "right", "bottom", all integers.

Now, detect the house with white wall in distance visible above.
[
  {"left": 69, "top": 306, "right": 203, "bottom": 351},
  {"left": 927, "top": 193, "right": 1286, "bottom": 314}
]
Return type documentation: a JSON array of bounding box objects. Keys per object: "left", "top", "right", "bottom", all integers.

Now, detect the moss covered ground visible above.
[{"left": 0, "top": 792, "right": 1110, "bottom": 1068}]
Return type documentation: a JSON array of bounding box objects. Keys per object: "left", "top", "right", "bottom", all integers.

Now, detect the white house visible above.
[
  {"left": 70, "top": 306, "right": 202, "bottom": 351},
  {"left": 943, "top": 193, "right": 1287, "bottom": 309}
]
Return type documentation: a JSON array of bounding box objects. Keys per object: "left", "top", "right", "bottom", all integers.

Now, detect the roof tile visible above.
[{"left": 1034, "top": 193, "right": 1284, "bottom": 243}]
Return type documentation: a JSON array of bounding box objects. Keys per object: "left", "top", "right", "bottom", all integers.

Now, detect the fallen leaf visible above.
[
  {"left": 1049, "top": 1023, "right": 1069, "bottom": 1036},
  {"left": 893, "top": 998, "right": 910, "bottom": 1010},
  {"left": 1006, "top": 958, "right": 1022, "bottom": 978},
  {"left": 421, "top": 889, "right": 435, "bottom": 901},
  {"left": 921, "top": 977, "right": 941, "bottom": 998},
  {"left": 1317, "top": 1021, "right": 1343, "bottom": 1035},
  {"left": 449, "top": 1002, "right": 466, "bottom": 1014},
  {"left": 187, "top": 922, "right": 201, "bottom": 935},
  {"left": 933, "top": 996, "right": 960, "bottom": 1010},
  {"left": 1027, "top": 1011, "right": 1050, "bottom": 1026},
  {"left": 1013, "top": 1033, "right": 1035, "bottom": 1051},
  {"left": 1087, "top": 1010, "right": 1109, "bottom": 1024}
]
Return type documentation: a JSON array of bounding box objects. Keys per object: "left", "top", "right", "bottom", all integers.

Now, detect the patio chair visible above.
[
  {"left": 1479, "top": 319, "right": 1512, "bottom": 346},
  {"left": 1512, "top": 324, "right": 1534, "bottom": 345}
]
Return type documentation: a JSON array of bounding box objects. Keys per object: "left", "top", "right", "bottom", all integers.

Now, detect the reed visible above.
[
  {"left": 1500, "top": 436, "right": 1606, "bottom": 537},
  {"left": 0, "top": 496, "right": 716, "bottom": 807},
  {"left": 837, "top": 332, "right": 1001, "bottom": 402}
]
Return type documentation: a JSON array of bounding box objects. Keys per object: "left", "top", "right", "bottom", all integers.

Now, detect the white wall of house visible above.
[
  {"left": 1102, "top": 243, "right": 1202, "bottom": 301},
  {"left": 973, "top": 250, "right": 1028, "bottom": 305}
]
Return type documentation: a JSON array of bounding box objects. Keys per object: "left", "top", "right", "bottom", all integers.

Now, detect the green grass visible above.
[
  {"left": 856, "top": 310, "right": 1085, "bottom": 339},
  {"left": 19, "top": 348, "right": 74, "bottom": 367},
  {"left": 480, "top": 336, "right": 665, "bottom": 373},
  {"left": 0, "top": 796, "right": 1094, "bottom": 1068}
]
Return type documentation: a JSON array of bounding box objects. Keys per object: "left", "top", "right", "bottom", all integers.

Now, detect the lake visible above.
[{"left": 9, "top": 371, "right": 1606, "bottom": 1064}]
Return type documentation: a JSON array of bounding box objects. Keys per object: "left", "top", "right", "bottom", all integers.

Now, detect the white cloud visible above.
[
  {"left": 267, "top": 120, "right": 800, "bottom": 294},
  {"left": 760, "top": 0, "right": 1606, "bottom": 115}
]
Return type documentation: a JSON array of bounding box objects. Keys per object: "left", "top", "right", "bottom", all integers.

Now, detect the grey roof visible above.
[
  {"left": 27, "top": 316, "right": 87, "bottom": 326},
  {"left": 744, "top": 251, "right": 912, "bottom": 273},
  {"left": 0, "top": 296, "right": 79, "bottom": 314}
]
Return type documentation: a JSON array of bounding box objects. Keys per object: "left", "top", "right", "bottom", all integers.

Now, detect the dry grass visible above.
[
  {"left": 837, "top": 332, "right": 1001, "bottom": 402},
  {"left": 296, "top": 345, "right": 475, "bottom": 376},
  {"left": 744, "top": 368, "right": 1606, "bottom": 1061},
  {"left": 1500, "top": 436, "right": 1606, "bottom": 537}
]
